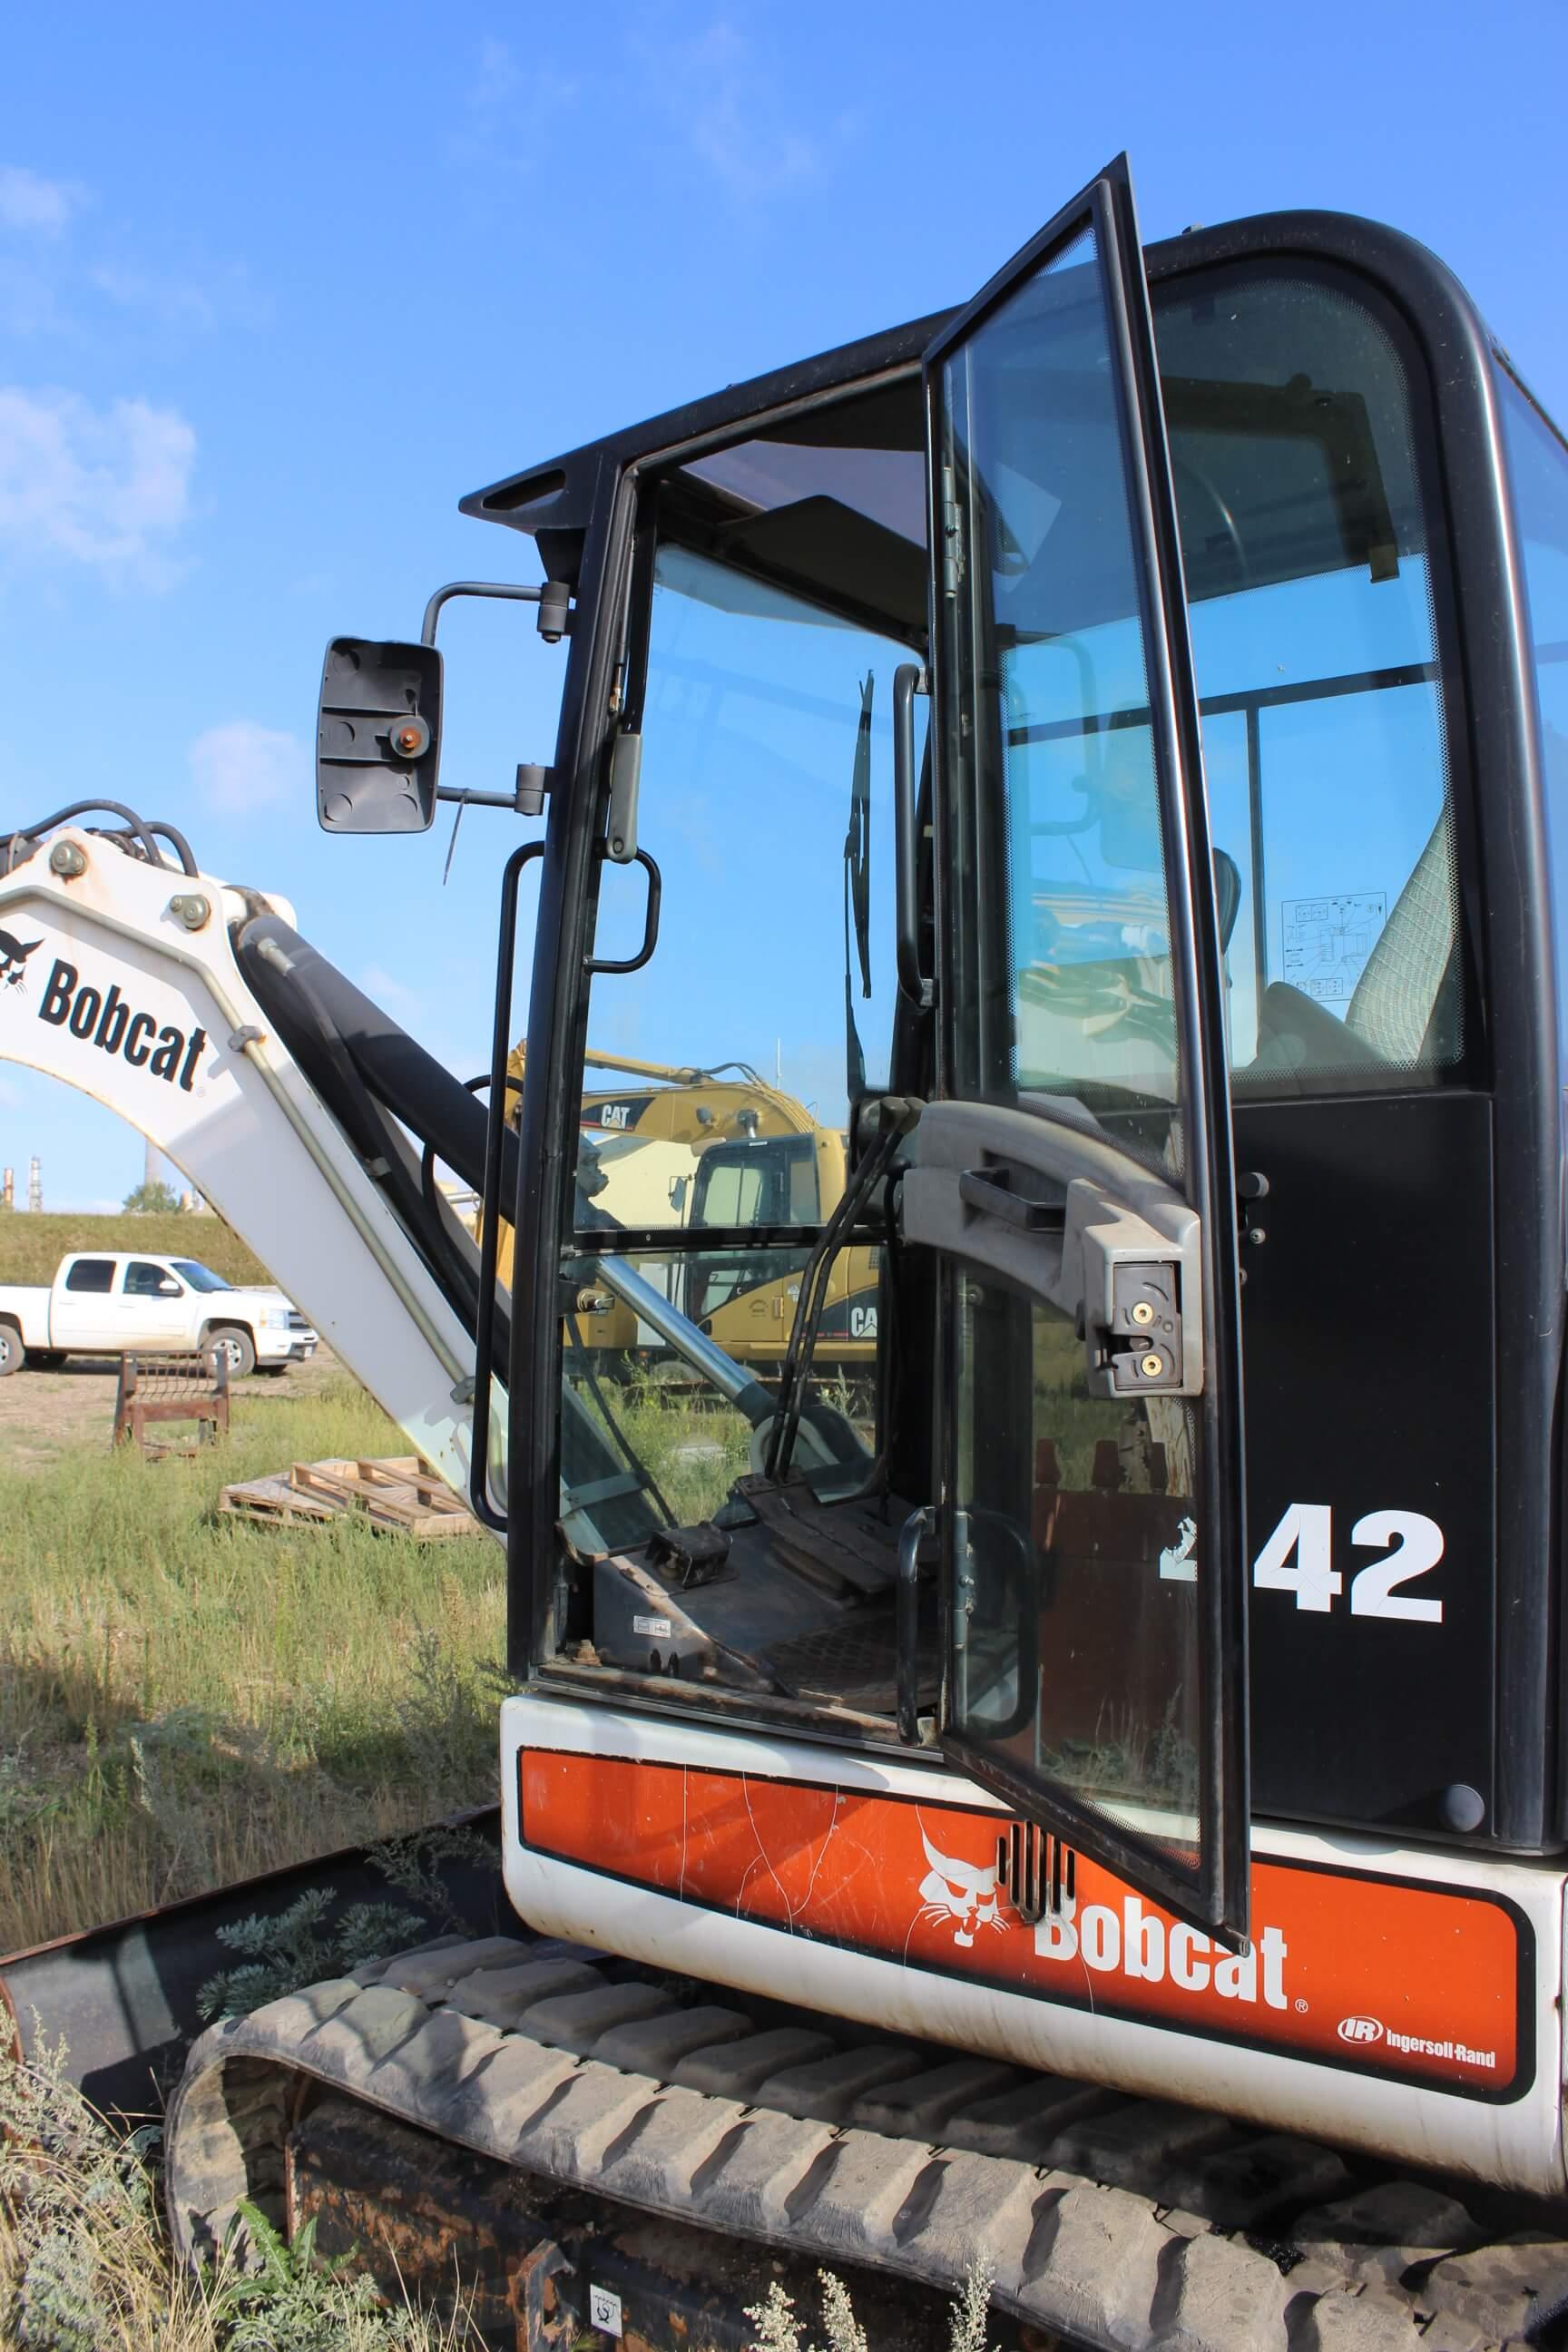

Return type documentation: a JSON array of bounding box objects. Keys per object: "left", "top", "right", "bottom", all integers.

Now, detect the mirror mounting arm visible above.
[{"left": 420, "top": 579, "right": 573, "bottom": 647}]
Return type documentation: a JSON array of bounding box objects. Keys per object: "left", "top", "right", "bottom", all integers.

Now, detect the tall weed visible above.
[
  {"left": 0, "top": 2035, "right": 478, "bottom": 2349},
  {"left": 0, "top": 1376, "right": 504, "bottom": 1951}
]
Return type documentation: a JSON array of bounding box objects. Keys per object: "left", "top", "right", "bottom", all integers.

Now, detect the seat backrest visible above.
[{"left": 1344, "top": 812, "right": 1458, "bottom": 1066}]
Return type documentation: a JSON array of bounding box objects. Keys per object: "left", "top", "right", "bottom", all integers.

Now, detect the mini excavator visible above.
[{"left": 7, "top": 155, "right": 1568, "bottom": 2350}]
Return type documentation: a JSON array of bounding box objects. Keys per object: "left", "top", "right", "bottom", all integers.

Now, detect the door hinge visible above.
[{"left": 941, "top": 464, "right": 964, "bottom": 595}]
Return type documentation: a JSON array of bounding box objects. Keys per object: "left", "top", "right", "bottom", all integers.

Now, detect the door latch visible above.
[{"left": 1085, "top": 1258, "right": 1185, "bottom": 1394}]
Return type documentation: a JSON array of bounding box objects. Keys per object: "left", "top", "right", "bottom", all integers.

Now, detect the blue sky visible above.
[{"left": 2, "top": 0, "right": 1565, "bottom": 1208}]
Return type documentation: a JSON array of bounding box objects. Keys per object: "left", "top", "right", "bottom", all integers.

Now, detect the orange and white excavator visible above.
[{"left": 9, "top": 154, "right": 1568, "bottom": 2350}]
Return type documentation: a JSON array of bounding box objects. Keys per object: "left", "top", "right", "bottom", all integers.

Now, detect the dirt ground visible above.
[{"left": 0, "top": 1345, "right": 348, "bottom": 1475}]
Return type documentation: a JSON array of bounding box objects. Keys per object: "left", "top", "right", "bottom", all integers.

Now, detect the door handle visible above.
[
  {"left": 959, "top": 1166, "right": 1065, "bottom": 1233},
  {"left": 583, "top": 848, "right": 662, "bottom": 975}
]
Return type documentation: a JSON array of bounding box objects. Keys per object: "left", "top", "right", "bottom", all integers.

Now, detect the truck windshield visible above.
[{"left": 172, "top": 1260, "right": 231, "bottom": 1292}]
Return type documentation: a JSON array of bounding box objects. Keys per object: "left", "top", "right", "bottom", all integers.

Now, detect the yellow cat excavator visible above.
[
  {"left": 10, "top": 154, "right": 1568, "bottom": 2350},
  {"left": 496, "top": 1043, "right": 878, "bottom": 1383}
]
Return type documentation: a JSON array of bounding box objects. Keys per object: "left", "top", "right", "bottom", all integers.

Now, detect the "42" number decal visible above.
[{"left": 1252, "top": 1503, "right": 1444, "bottom": 1622}]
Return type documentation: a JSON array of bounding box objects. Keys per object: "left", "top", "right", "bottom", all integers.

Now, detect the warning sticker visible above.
[{"left": 1281, "top": 892, "right": 1387, "bottom": 1003}]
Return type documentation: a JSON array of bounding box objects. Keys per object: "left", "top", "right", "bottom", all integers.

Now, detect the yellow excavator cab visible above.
[{"left": 490, "top": 1044, "right": 877, "bottom": 1385}]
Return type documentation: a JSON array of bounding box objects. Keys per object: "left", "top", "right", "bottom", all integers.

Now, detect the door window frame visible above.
[{"left": 923, "top": 156, "right": 1250, "bottom": 1937}]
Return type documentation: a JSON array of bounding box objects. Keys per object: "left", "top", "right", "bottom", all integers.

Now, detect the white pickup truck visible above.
[{"left": 0, "top": 1251, "right": 318, "bottom": 1379}]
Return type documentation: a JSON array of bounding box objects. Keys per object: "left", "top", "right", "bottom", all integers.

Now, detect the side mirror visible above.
[
  {"left": 317, "top": 639, "right": 443, "bottom": 833},
  {"left": 158, "top": 1278, "right": 181, "bottom": 1295}
]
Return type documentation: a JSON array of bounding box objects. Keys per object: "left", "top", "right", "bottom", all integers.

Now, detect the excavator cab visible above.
[{"left": 318, "top": 154, "right": 1568, "bottom": 2171}]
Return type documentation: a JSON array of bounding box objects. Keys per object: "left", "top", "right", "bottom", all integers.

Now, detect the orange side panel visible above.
[{"left": 519, "top": 1749, "right": 1531, "bottom": 2102}]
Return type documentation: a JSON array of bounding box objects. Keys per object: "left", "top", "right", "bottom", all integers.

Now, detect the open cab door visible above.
[{"left": 907, "top": 157, "right": 1249, "bottom": 1941}]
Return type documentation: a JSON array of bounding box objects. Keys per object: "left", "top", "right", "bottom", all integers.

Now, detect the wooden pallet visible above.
[{"left": 220, "top": 1455, "right": 478, "bottom": 1541}]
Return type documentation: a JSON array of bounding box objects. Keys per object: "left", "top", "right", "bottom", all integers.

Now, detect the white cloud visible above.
[
  {"left": 358, "top": 964, "right": 425, "bottom": 1017},
  {"left": 454, "top": 39, "right": 579, "bottom": 173},
  {"left": 473, "top": 35, "right": 525, "bottom": 103},
  {"left": 0, "top": 165, "right": 86, "bottom": 236},
  {"left": 666, "top": 22, "right": 818, "bottom": 199},
  {"left": 0, "top": 387, "right": 195, "bottom": 583},
  {"left": 190, "top": 721, "right": 308, "bottom": 815},
  {"left": 88, "top": 264, "right": 215, "bottom": 329}
]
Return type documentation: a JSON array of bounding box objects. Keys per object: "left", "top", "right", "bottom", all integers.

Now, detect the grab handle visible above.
[{"left": 471, "top": 838, "right": 544, "bottom": 1533}]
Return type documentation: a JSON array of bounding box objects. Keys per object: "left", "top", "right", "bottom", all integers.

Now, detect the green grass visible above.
[
  {"left": 0, "top": 1375, "right": 504, "bottom": 1954},
  {"left": 592, "top": 1375, "right": 757, "bottom": 1523},
  {"left": 0, "top": 1210, "right": 270, "bottom": 1288}
]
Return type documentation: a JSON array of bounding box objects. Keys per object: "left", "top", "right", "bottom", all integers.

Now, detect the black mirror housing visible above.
[{"left": 317, "top": 638, "right": 443, "bottom": 833}]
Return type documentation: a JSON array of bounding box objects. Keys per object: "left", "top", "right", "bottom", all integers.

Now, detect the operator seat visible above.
[
  {"left": 1242, "top": 811, "right": 1457, "bottom": 1087},
  {"left": 1344, "top": 811, "right": 1459, "bottom": 1065}
]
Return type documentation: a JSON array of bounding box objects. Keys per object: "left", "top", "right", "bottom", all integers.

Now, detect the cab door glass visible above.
[
  {"left": 1497, "top": 374, "right": 1568, "bottom": 1095},
  {"left": 1152, "top": 270, "right": 1465, "bottom": 1087},
  {"left": 561, "top": 435, "right": 926, "bottom": 1535},
  {"left": 123, "top": 1258, "right": 189, "bottom": 1339},
  {"left": 929, "top": 159, "right": 1246, "bottom": 1933},
  {"left": 939, "top": 225, "right": 1185, "bottom": 1120}
]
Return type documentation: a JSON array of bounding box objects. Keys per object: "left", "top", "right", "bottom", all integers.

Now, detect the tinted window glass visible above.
[
  {"left": 953, "top": 1275, "right": 1201, "bottom": 1861},
  {"left": 1154, "top": 269, "right": 1463, "bottom": 1092},
  {"left": 1498, "top": 374, "right": 1568, "bottom": 1086},
  {"left": 940, "top": 261, "right": 1464, "bottom": 1115},
  {"left": 939, "top": 220, "right": 1185, "bottom": 1117},
  {"left": 64, "top": 1259, "right": 114, "bottom": 1294},
  {"left": 124, "top": 1261, "right": 179, "bottom": 1296},
  {"left": 580, "top": 547, "right": 909, "bottom": 1230}
]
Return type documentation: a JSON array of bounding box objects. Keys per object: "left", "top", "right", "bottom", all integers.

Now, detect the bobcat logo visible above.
[
  {"left": 0, "top": 929, "right": 43, "bottom": 995},
  {"left": 915, "top": 1826, "right": 1006, "bottom": 1949}
]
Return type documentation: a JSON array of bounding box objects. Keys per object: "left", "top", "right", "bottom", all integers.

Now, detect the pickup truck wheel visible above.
[
  {"left": 207, "top": 1326, "right": 256, "bottom": 1380},
  {"left": 0, "top": 1323, "right": 24, "bottom": 1377}
]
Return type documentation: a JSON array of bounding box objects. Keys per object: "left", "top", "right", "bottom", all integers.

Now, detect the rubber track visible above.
[{"left": 165, "top": 1932, "right": 1568, "bottom": 2351}]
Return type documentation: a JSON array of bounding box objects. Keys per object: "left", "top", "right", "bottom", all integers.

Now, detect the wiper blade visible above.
[{"left": 843, "top": 671, "right": 874, "bottom": 1102}]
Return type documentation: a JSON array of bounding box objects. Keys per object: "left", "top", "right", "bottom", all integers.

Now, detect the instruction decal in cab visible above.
[{"left": 33, "top": 956, "right": 207, "bottom": 1090}]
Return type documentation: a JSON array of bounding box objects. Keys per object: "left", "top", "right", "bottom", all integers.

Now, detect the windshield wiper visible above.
[{"left": 843, "top": 671, "right": 874, "bottom": 1105}]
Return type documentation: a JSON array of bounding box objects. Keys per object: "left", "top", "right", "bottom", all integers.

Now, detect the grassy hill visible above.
[{"left": 0, "top": 1211, "right": 270, "bottom": 1288}]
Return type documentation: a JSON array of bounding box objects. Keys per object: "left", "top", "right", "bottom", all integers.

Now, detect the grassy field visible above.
[
  {"left": 0, "top": 1367, "right": 504, "bottom": 1955},
  {"left": 0, "top": 1210, "right": 270, "bottom": 1288}
]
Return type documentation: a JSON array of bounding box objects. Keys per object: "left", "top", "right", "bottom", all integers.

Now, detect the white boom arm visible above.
[{"left": 0, "top": 831, "right": 481, "bottom": 1494}]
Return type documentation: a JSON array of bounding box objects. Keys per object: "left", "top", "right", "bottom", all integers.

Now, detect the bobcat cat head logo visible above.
[
  {"left": 0, "top": 929, "right": 42, "bottom": 994},
  {"left": 916, "top": 1827, "right": 1006, "bottom": 1948}
]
